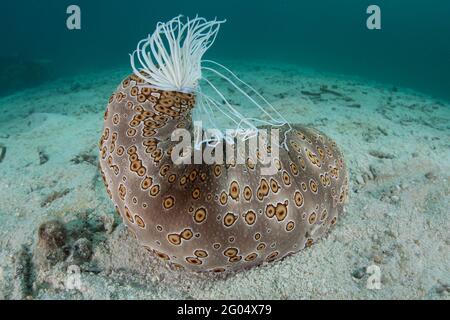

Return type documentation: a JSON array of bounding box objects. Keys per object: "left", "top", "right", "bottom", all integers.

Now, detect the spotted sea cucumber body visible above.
[{"left": 99, "top": 74, "right": 349, "bottom": 272}]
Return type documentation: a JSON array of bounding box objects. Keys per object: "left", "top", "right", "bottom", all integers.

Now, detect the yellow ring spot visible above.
[
  {"left": 192, "top": 188, "right": 201, "bottom": 200},
  {"left": 168, "top": 174, "right": 176, "bottom": 183},
  {"left": 163, "top": 196, "right": 175, "bottom": 209},
  {"left": 186, "top": 257, "right": 202, "bottom": 265},
  {"left": 168, "top": 234, "right": 181, "bottom": 245},
  {"left": 219, "top": 191, "right": 228, "bottom": 205},
  {"left": 294, "top": 191, "right": 304, "bottom": 207},
  {"left": 308, "top": 212, "right": 317, "bottom": 225},
  {"left": 181, "top": 229, "right": 193, "bottom": 240},
  {"left": 135, "top": 215, "right": 146, "bottom": 229},
  {"left": 223, "top": 213, "right": 237, "bottom": 227},
  {"left": 214, "top": 165, "right": 221, "bottom": 177},
  {"left": 266, "top": 205, "right": 275, "bottom": 218},
  {"left": 244, "top": 253, "right": 258, "bottom": 262},
  {"left": 257, "top": 243, "right": 266, "bottom": 251},
  {"left": 194, "top": 249, "right": 208, "bottom": 258},
  {"left": 223, "top": 247, "right": 238, "bottom": 257},
  {"left": 149, "top": 184, "right": 160, "bottom": 196},
  {"left": 309, "top": 179, "right": 318, "bottom": 193},
  {"left": 286, "top": 221, "right": 295, "bottom": 231},
  {"left": 275, "top": 203, "right": 288, "bottom": 221},
  {"left": 194, "top": 208, "right": 207, "bottom": 223},
  {"left": 244, "top": 211, "right": 256, "bottom": 225},
  {"left": 243, "top": 186, "right": 252, "bottom": 201},
  {"left": 229, "top": 181, "right": 239, "bottom": 200}
]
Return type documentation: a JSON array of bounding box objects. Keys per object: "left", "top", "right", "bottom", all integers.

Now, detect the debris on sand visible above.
[{"left": 0, "top": 144, "right": 6, "bottom": 163}]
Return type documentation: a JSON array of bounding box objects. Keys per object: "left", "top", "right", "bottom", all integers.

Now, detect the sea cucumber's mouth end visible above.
[{"left": 130, "top": 16, "right": 222, "bottom": 96}]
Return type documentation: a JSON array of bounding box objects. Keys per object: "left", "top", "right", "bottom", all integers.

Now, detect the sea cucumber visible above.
[
  {"left": 98, "top": 16, "right": 348, "bottom": 272},
  {"left": 98, "top": 76, "right": 348, "bottom": 272}
]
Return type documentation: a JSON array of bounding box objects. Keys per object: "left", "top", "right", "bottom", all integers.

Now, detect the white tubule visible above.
[{"left": 130, "top": 15, "right": 225, "bottom": 93}]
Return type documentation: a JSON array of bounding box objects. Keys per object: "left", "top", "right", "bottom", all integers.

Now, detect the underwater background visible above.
[
  {"left": 1, "top": 0, "right": 450, "bottom": 100},
  {"left": 0, "top": 1, "right": 449, "bottom": 300}
]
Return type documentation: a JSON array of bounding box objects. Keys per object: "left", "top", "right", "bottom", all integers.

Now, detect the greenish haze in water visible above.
[{"left": 1, "top": 0, "right": 449, "bottom": 100}]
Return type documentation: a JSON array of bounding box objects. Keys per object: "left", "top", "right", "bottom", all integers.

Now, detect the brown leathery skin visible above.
[{"left": 99, "top": 74, "right": 349, "bottom": 272}]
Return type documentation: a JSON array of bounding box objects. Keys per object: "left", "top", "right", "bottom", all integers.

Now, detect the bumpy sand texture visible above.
[{"left": 0, "top": 62, "right": 449, "bottom": 299}]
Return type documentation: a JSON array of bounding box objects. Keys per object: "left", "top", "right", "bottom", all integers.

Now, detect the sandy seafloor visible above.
[{"left": 0, "top": 61, "right": 449, "bottom": 300}]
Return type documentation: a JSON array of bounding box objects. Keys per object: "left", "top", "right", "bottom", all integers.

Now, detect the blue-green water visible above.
[{"left": 1, "top": 0, "right": 449, "bottom": 100}]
